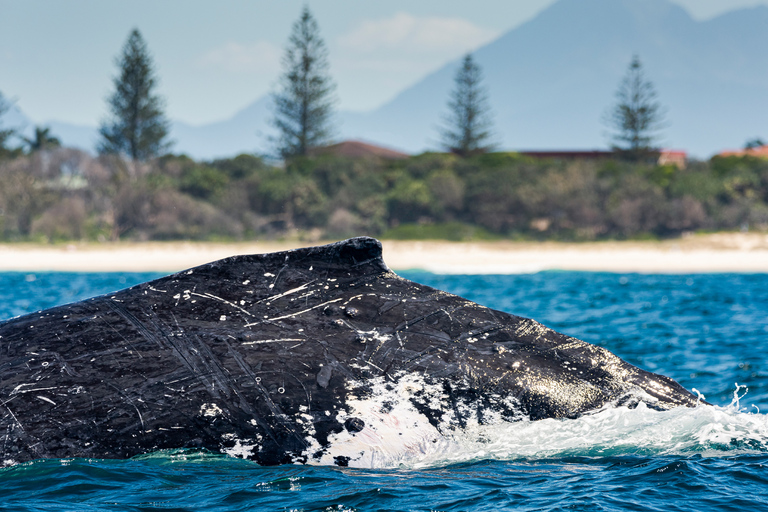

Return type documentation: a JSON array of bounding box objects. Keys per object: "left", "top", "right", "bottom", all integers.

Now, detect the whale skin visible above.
[{"left": 0, "top": 237, "right": 698, "bottom": 467}]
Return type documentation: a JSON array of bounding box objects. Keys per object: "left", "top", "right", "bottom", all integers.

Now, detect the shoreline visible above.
[{"left": 1, "top": 233, "right": 768, "bottom": 274}]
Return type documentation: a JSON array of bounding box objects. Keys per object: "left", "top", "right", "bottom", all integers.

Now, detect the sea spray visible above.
[{"left": 408, "top": 389, "right": 768, "bottom": 469}]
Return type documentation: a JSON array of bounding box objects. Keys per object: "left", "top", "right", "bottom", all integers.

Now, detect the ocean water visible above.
[{"left": 1, "top": 270, "right": 767, "bottom": 511}]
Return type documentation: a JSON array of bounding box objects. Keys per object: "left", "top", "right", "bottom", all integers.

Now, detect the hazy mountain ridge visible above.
[
  {"left": 363, "top": 0, "right": 768, "bottom": 157},
  {"left": 13, "top": 0, "right": 768, "bottom": 159}
]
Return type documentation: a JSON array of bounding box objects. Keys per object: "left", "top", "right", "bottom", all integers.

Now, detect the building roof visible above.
[
  {"left": 659, "top": 149, "right": 687, "bottom": 157},
  {"left": 310, "top": 140, "right": 410, "bottom": 160},
  {"left": 719, "top": 145, "right": 768, "bottom": 158}
]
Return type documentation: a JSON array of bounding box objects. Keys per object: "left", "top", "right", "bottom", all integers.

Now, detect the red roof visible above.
[
  {"left": 719, "top": 145, "right": 768, "bottom": 158},
  {"left": 660, "top": 149, "right": 687, "bottom": 157},
  {"left": 310, "top": 140, "right": 409, "bottom": 159}
]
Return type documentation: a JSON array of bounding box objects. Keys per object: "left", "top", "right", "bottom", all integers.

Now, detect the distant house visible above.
[
  {"left": 718, "top": 145, "right": 768, "bottom": 159},
  {"left": 309, "top": 140, "right": 410, "bottom": 160},
  {"left": 658, "top": 149, "right": 687, "bottom": 169}
]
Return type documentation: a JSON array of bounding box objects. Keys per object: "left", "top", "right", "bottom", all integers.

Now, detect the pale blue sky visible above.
[{"left": 1, "top": 0, "right": 765, "bottom": 126}]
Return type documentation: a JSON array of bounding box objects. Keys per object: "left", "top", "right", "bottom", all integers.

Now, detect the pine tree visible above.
[
  {"left": 272, "top": 7, "right": 336, "bottom": 159},
  {"left": 440, "top": 54, "right": 494, "bottom": 157},
  {"left": 0, "top": 90, "right": 16, "bottom": 154},
  {"left": 99, "top": 29, "right": 171, "bottom": 161},
  {"left": 606, "top": 55, "right": 666, "bottom": 161}
]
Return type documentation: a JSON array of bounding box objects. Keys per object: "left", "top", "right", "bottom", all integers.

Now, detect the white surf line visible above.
[
  {"left": 242, "top": 338, "right": 305, "bottom": 345},
  {"left": 191, "top": 292, "right": 254, "bottom": 317},
  {"left": 248, "top": 298, "right": 343, "bottom": 325}
]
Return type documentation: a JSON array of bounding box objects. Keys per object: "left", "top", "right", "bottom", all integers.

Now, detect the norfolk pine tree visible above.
[
  {"left": 99, "top": 29, "right": 171, "bottom": 161},
  {"left": 440, "top": 54, "right": 494, "bottom": 157},
  {"left": 605, "top": 55, "right": 666, "bottom": 161},
  {"left": 272, "top": 6, "right": 336, "bottom": 159},
  {"left": 0, "top": 90, "right": 16, "bottom": 156}
]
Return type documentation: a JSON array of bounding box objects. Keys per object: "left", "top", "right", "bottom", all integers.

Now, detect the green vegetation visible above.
[
  {"left": 440, "top": 53, "right": 495, "bottom": 157},
  {"left": 272, "top": 6, "right": 336, "bottom": 159},
  {"left": 22, "top": 126, "right": 61, "bottom": 152},
  {"left": 0, "top": 91, "right": 18, "bottom": 159},
  {"left": 98, "top": 29, "right": 171, "bottom": 161},
  {"left": 1, "top": 13, "right": 762, "bottom": 245},
  {"left": 604, "top": 55, "right": 666, "bottom": 161},
  {"left": 1, "top": 147, "right": 767, "bottom": 243}
]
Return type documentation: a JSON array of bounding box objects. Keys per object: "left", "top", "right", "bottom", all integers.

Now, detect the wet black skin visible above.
[{"left": 0, "top": 237, "right": 699, "bottom": 466}]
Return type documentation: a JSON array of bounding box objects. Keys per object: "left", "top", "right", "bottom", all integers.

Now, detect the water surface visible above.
[{"left": 1, "top": 270, "right": 766, "bottom": 511}]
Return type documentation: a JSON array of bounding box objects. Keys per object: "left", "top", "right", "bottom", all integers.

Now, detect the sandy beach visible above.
[{"left": 1, "top": 232, "right": 767, "bottom": 274}]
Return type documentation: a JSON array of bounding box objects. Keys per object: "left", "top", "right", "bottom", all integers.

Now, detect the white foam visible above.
[
  {"left": 408, "top": 401, "right": 768, "bottom": 469},
  {"left": 302, "top": 378, "right": 768, "bottom": 469},
  {"left": 221, "top": 433, "right": 261, "bottom": 460}
]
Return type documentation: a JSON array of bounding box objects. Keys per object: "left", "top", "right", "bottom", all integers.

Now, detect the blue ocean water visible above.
[{"left": 1, "top": 270, "right": 767, "bottom": 511}]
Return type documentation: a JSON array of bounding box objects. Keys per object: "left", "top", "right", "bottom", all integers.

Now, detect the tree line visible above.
[
  {"left": 1, "top": 7, "right": 765, "bottom": 244},
  {"left": 0, "top": 145, "right": 766, "bottom": 243},
  {"left": 0, "top": 7, "right": 667, "bottom": 162}
]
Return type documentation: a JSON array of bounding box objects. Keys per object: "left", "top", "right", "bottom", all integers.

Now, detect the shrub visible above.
[
  {"left": 31, "top": 196, "right": 87, "bottom": 241},
  {"left": 210, "top": 153, "right": 267, "bottom": 180},
  {"left": 179, "top": 165, "right": 229, "bottom": 200},
  {"left": 427, "top": 169, "right": 465, "bottom": 218},
  {"left": 148, "top": 189, "right": 243, "bottom": 240}
]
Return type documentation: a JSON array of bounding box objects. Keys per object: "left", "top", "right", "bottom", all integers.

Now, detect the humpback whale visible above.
[{"left": 0, "top": 237, "right": 698, "bottom": 467}]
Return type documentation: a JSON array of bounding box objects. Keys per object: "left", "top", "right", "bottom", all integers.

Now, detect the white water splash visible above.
[
  {"left": 405, "top": 381, "right": 768, "bottom": 468},
  {"left": 306, "top": 380, "right": 768, "bottom": 470},
  {"left": 408, "top": 401, "right": 768, "bottom": 469}
]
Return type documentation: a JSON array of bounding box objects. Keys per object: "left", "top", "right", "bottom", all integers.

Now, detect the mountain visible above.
[
  {"left": 12, "top": 97, "right": 274, "bottom": 159},
  {"left": 1, "top": 104, "right": 97, "bottom": 150},
  {"left": 343, "top": 0, "right": 768, "bottom": 157},
  {"left": 22, "top": 0, "right": 768, "bottom": 159},
  {"left": 3, "top": 104, "right": 29, "bottom": 134},
  {"left": 171, "top": 96, "right": 272, "bottom": 158}
]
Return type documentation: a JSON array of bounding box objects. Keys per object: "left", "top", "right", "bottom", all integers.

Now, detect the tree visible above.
[
  {"left": 23, "top": 126, "right": 61, "bottom": 152},
  {"left": 0, "top": 90, "right": 16, "bottom": 155},
  {"left": 99, "top": 29, "right": 171, "bottom": 161},
  {"left": 440, "top": 53, "right": 494, "bottom": 157},
  {"left": 272, "top": 6, "right": 336, "bottom": 159},
  {"left": 605, "top": 55, "right": 666, "bottom": 160}
]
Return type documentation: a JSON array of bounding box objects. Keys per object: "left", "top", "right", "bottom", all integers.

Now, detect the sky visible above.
[{"left": 1, "top": 0, "right": 766, "bottom": 127}]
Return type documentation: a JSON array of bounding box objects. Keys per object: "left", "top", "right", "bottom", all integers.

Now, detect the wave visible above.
[{"left": 407, "top": 385, "right": 768, "bottom": 469}]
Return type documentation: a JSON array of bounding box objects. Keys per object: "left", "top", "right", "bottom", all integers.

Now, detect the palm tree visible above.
[{"left": 23, "top": 126, "right": 61, "bottom": 152}]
